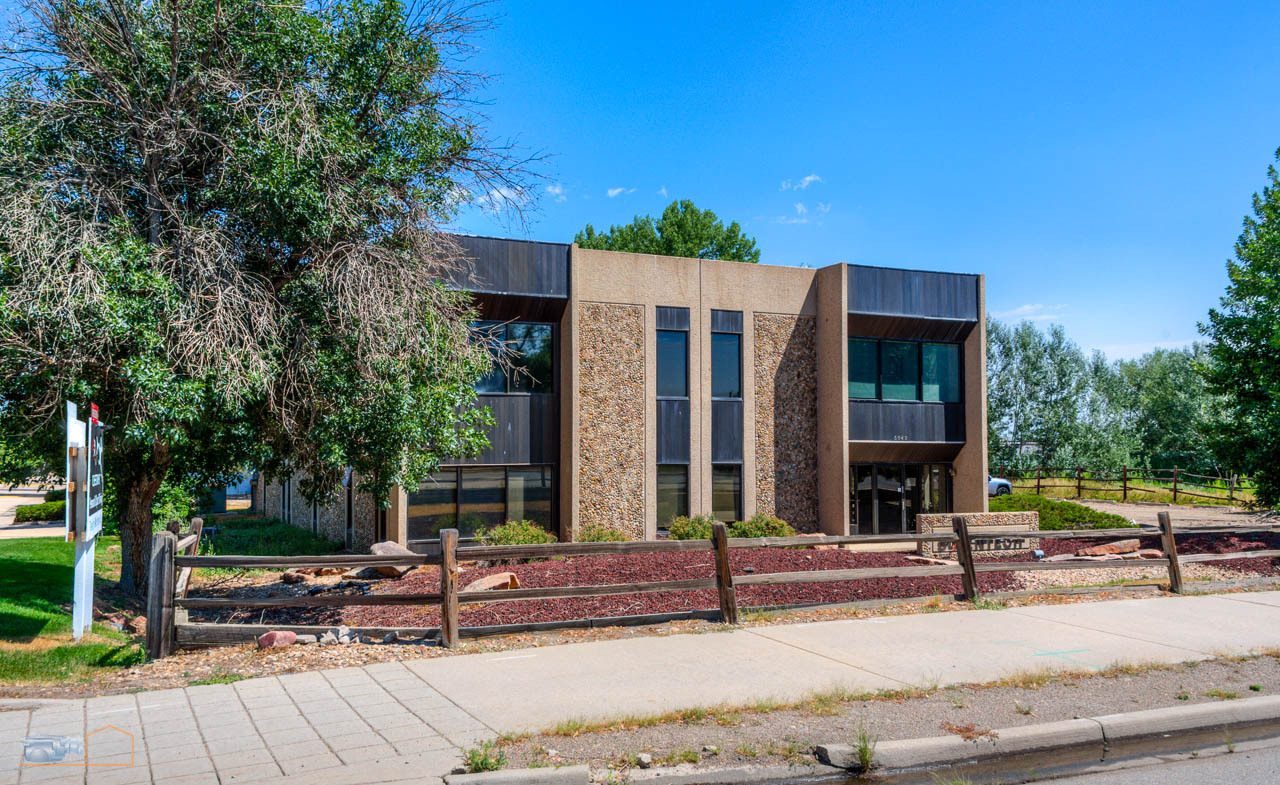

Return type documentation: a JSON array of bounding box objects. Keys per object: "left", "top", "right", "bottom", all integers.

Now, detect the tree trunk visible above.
[{"left": 117, "top": 465, "right": 168, "bottom": 598}]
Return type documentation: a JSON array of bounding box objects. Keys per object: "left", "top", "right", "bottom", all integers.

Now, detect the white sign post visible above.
[{"left": 65, "top": 402, "right": 104, "bottom": 642}]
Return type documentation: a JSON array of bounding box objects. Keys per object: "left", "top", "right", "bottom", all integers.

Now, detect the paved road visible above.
[
  {"left": 1074, "top": 499, "right": 1265, "bottom": 528},
  {"left": 1042, "top": 742, "right": 1280, "bottom": 784},
  {"left": 3, "top": 591, "right": 1279, "bottom": 784},
  {"left": 0, "top": 490, "right": 64, "bottom": 539}
]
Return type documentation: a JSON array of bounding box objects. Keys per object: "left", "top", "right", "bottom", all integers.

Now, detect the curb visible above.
[
  {"left": 625, "top": 763, "right": 833, "bottom": 783},
  {"left": 443, "top": 764, "right": 590, "bottom": 784},
  {"left": 816, "top": 694, "right": 1280, "bottom": 776}
]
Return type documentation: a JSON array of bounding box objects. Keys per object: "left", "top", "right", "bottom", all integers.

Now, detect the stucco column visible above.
[
  {"left": 815, "top": 264, "right": 850, "bottom": 535},
  {"left": 952, "top": 275, "right": 989, "bottom": 513},
  {"left": 387, "top": 485, "right": 408, "bottom": 546}
]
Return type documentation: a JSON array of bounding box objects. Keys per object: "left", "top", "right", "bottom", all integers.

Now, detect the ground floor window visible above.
[
  {"left": 852, "top": 462, "right": 951, "bottom": 535},
  {"left": 407, "top": 465, "right": 555, "bottom": 540},
  {"left": 712, "top": 464, "right": 742, "bottom": 523},
  {"left": 657, "top": 465, "right": 688, "bottom": 533}
]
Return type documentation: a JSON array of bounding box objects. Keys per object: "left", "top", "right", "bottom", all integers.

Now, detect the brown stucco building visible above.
[{"left": 259, "top": 235, "right": 988, "bottom": 547}]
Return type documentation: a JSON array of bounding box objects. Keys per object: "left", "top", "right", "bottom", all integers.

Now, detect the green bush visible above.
[
  {"left": 43, "top": 489, "right": 65, "bottom": 502},
  {"left": 667, "top": 514, "right": 716, "bottom": 540},
  {"left": 14, "top": 500, "right": 64, "bottom": 523},
  {"left": 475, "top": 519, "right": 558, "bottom": 546},
  {"left": 729, "top": 514, "right": 796, "bottom": 538},
  {"left": 989, "top": 494, "right": 1135, "bottom": 530},
  {"left": 577, "top": 523, "right": 628, "bottom": 542}
]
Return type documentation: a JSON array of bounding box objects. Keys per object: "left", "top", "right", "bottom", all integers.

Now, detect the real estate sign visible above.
[{"left": 65, "top": 401, "right": 105, "bottom": 641}]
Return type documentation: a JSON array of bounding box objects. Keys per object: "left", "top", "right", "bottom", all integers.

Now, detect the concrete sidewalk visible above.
[{"left": 4, "top": 591, "right": 1280, "bottom": 784}]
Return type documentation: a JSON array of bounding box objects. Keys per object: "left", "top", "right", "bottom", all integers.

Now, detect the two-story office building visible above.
[{"left": 261, "top": 235, "right": 987, "bottom": 546}]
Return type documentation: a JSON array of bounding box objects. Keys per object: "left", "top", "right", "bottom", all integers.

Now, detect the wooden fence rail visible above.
[
  {"left": 146, "top": 516, "right": 1280, "bottom": 659},
  {"left": 993, "top": 465, "right": 1256, "bottom": 504}
]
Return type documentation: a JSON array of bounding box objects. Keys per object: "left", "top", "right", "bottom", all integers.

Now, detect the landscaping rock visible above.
[
  {"left": 906, "top": 555, "right": 958, "bottom": 566},
  {"left": 127, "top": 616, "right": 146, "bottom": 635},
  {"left": 701, "top": 745, "right": 719, "bottom": 755},
  {"left": 636, "top": 753, "right": 653, "bottom": 769},
  {"left": 382, "top": 632, "right": 399, "bottom": 644},
  {"left": 370, "top": 541, "right": 416, "bottom": 577},
  {"left": 1076, "top": 539, "right": 1141, "bottom": 557},
  {"left": 797, "top": 533, "right": 838, "bottom": 551},
  {"left": 462, "top": 572, "right": 520, "bottom": 592},
  {"left": 318, "top": 631, "right": 338, "bottom": 646},
  {"left": 257, "top": 631, "right": 297, "bottom": 649},
  {"left": 1138, "top": 549, "right": 1166, "bottom": 559},
  {"left": 281, "top": 570, "right": 308, "bottom": 584},
  {"left": 343, "top": 567, "right": 387, "bottom": 580}
]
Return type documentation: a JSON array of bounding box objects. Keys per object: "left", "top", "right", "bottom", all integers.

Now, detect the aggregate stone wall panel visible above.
[
  {"left": 753, "top": 314, "right": 819, "bottom": 531},
  {"left": 578, "top": 302, "right": 646, "bottom": 539},
  {"left": 263, "top": 479, "right": 282, "bottom": 520},
  {"left": 917, "top": 511, "right": 1040, "bottom": 558}
]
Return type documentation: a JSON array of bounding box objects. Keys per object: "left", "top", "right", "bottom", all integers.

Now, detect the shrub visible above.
[
  {"left": 476, "top": 520, "right": 558, "bottom": 546},
  {"left": 577, "top": 523, "right": 628, "bottom": 542},
  {"left": 14, "top": 500, "right": 65, "bottom": 523},
  {"left": 989, "top": 494, "right": 1135, "bottom": 530},
  {"left": 43, "top": 489, "right": 66, "bottom": 502},
  {"left": 730, "top": 514, "right": 796, "bottom": 538},
  {"left": 667, "top": 514, "right": 716, "bottom": 540}
]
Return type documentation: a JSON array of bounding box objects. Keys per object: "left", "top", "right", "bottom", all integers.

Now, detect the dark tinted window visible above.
[
  {"left": 458, "top": 467, "right": 505, "bottom": 534},
  {"left": 711, "top": 333, "right": 742, "bottom": 399},
  {"left": 508, "top": 323, "right": 553, "bottom": 392},
  {"left": 848, "top": 339, "right": 878, "bottom": 399},
  {"left": 712, "top": 465, "right": 742, "bottom": 522},
  {"left": 922, "top": 343, "right": 960, "bottom": 403},
  {"left": 506, "top": 466, "right": 553, "bottom": 529},
  {"left": 657, "top": 465, "right": 688, "bottom": 530},
  {"left": 656, "top": 330, "right": 689, "bottom": 398},
  {"left": 473, "top": 322, "right": 506, "bottom": 393},
  {"left": 407, "top": 471, "right": 458, "bottom": 540},
  {"left": 880, "top": 341, "right": 919, "bottom": 401}
]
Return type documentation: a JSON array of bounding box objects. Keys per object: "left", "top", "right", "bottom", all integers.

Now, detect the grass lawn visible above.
[
  {"left": 195, "top": 514, "right": 341, "bottom": 577},
  {"left": 1008, "top": 476, "right": 1255, "bottom": 507},
  {"left": 0, "top": 536, "right": 144, "bottom": 684},
  {"left": 989, "top": 494, "right": 1136, "bottom": 530}
]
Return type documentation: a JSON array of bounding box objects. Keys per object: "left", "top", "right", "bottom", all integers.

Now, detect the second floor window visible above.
[
  {"left": 474, "top": 321, "right": 553, "bottom": 393},
  {"left": 711, "top": 332, "right": 742, "bottom": 399},
  {"left": 849, "top": 338, "right": 960, "bottom": 403}
]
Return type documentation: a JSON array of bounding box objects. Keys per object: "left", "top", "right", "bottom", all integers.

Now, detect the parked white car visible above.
[{"left": 988, "top": 475, "right": 1012, "bottom": 496}]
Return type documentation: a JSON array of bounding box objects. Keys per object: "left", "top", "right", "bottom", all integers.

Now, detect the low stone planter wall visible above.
[{"left": 917, "top": 511, "right": 1039, "bottom": 558}]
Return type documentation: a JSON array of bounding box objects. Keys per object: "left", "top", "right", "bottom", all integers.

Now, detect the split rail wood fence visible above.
[
  {"left": 993, "top": 466, "right": 1256, "bottom": 504},
  {"left": 145, "top": 516, "right": 1280, "bottom": 659}
]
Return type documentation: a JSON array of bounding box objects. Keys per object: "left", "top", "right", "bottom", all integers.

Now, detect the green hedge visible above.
[
  {"left": 14, "top": 500, "right": 65, "bottom": 523},
  {"left": 577, "top": 523, "right": 628, "bottom": 542},
  {"left": 668, "top": 514, "right": 798, "bottom": 540},
  {"left": 43, "top": 489, "right": 66, "bottom": 502},
  {"left": 989, "top": 494, "right": 1135, "bottom": 530},
  {"left": 475, "top": 520, "right": 558, "bottom": 546}
]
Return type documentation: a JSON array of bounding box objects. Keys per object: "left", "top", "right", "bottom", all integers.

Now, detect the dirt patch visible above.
[{"left": 495, "top": 654, "right": 1280, "bottom": 775}]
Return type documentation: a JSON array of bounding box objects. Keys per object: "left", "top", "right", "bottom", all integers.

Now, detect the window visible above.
[
  {"left": 711, "top": 333, "right": 742, "bottom": 399},
  {"left": 507, "top": 465, "right": 553, "bottom": 529},
  {"left": 712, "top": 465, "right": 742, "bottom": 522},
  {"left": 656, "top": 330, "right": 688, "bottom": 398},
  {"left": 473, "top": 321, "right": 554, "bottom": 394},
  {"left": 657, "top": 466, "right": 688, "bottom": 530},
  {"left": 407, "top": 466, "right": 556, "bottom": 540},
  {"left": 848, "top": 339, "right": 878, "bottom": 399},
  {"left": 880, "top": 341, "right": 918, "bottom": 400},
  {"left": 921, "top": 343, "right": 960, "bottom": 402},
  {"left": 847, "top": 339, "right": 961, "bottom": 403}
]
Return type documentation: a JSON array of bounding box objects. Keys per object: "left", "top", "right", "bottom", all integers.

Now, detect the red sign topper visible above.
[{"left": 90, "top": 403, "right": 99, "bottom": 424}]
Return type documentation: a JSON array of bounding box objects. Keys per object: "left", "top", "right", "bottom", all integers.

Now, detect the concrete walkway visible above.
[
  {"left": 0, "top": 490, "right": 64, "bottom": 539},
  {"left": 4, "top": 591, "right": 1280, "bottom": 784}
]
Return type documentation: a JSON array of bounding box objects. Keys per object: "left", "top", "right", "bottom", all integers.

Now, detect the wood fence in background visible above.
[{"left": 992, "top": 465, "right": 1256, "bottom": 504}]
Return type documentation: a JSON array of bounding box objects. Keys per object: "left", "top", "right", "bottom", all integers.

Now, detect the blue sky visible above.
[{"left": 452, "top": 0, "right": 1280, "bottom": 360}]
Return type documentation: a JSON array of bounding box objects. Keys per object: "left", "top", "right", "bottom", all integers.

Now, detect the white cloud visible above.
[
  {"left": 773, "top": 201, "right": 829, "bottom": 225},
  {"left": 474, "top": 185, "right": 527, "bottom": 214},
  {"left": 546, "top": 183, "right": 567, "bottom": 203},
  {"left": 794, "top": 202, "right": 807, "bottom": 216},
  {"left": 658, "top": 186, "right": 668, "bottom": 198},
  {"left": 607, "top": 187, "right": 636, "bottom": 198},
  {"left": 992, "top": 303, "right": 1067, "bottom": 322},
  {"left": 781, "top": 173, "right": 823, "bottom": 191},
  {"left": 816, "top": 202, "right": 831, "bottom": 215}
]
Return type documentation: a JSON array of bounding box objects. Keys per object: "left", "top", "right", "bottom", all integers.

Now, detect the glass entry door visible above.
[{"left": 852, "top": 463, "right": 952, "bottom": 534}]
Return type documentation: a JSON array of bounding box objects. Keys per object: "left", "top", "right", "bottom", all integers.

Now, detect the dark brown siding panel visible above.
[
  {"left": 657, "top": 400, "right": 691, "bottom": 464},
  {"left": 447, "top": 235, "right": 570, "bottom": 298},
  {"left": 711, "top": 400, "right": 744, "bottom": 463},
  {"left": 848, "top": 400, "right": 965, "bottom": 443},
  {"left": 847, "top": 265, "right": 979, "bottom": 322},
  {"left": 656, "top": 306, "right": 690, "bottom": 331},
  {"left": 710, "top": 309, "right": 743, "bottom": 333},
  {"left": 457, "top": 394, "right": 559, "bottom": 465}
]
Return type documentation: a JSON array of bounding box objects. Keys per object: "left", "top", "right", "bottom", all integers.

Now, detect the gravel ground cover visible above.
[{"left": 495, "top": 653, "right": 1280, "bottom": 776}]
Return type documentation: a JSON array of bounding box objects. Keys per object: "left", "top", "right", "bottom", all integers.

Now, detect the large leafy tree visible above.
[
  {"left": 0, "top": 0, "right": 529, "bottom": 594},
  {"left": 1117, "top": 345, "right": 1224, "bottom": 473},
  {"left": 575, "top": 199, "right": 761, "bottom": 263},
  {"left": 1201, "top": 149, "right": 1280, "bottom": 507}
]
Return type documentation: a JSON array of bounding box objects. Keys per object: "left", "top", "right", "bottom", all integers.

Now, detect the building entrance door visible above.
[{"left": 851, "top": 463, "right": 952, "bottom": 535}]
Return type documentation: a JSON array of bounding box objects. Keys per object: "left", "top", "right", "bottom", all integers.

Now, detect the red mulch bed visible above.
[
  {"left": 1023, "top": 532, "right": 1280, "bottom": 576},
  {"left": 343, "top": 548, "right": 1022, "bottom": 630}
]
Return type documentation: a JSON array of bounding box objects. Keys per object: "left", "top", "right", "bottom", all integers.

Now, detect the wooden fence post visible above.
[
  {"left": 1076, "top": 467, "right": 1083, "bottom": 498},
  {"left": 1035, "top": 466, "right": 1042, "bottom": 496},
  {"left": 952, "top": 516, "right": 979, "bottom": 602},
  {"left": 439, "top": 528, "right": 459, "bottom": 648},
  {"left": 145, "top": 531, "right": 177, "bottom": 660},
  {"left": 1121, "top": 466, "right": 1128, "bottom": 502},
  {"left": 1172, "top": 467, "right": 1180, "bottom": 503},
  {"left": 710, "top": 522, "right": 739, "bottom": 625},
  {"left": 1157, "top": 511, "right": 1184, "bottom": 594},
  {"left": 1229, "top": 474, "right": 1236, "bottom": 505}
]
